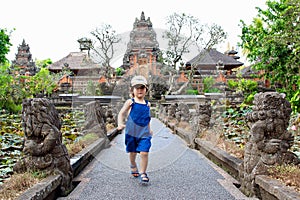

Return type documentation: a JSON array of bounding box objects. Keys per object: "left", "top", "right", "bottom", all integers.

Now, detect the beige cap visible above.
[{"left": 131, "top": 75, "right": 148, "bottom": 87}]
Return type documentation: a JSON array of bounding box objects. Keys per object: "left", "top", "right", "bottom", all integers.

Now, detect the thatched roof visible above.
[
  {"left": 187, "top": 48, "right": 243, "bottom": 70},
  {"left": 47, "top": 52, "right": 100, "bottom": 71}
]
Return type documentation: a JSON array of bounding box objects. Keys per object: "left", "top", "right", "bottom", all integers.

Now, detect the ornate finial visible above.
[{"left": 141, "top": 11, "right": 145, "bottom": 20}]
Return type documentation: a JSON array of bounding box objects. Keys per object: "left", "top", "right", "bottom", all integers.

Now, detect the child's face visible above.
[{"left": 133, "top": 85, "right": 147, "bottom": 98}]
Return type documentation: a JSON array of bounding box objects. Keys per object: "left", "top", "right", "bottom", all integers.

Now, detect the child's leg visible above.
[
  {"left": 139, "top": 152, "right": 149, "bottom": 182},
  {"left": 139, "top": 152, "right": 148, "bottom": 173},
  {"left": 129, "top": 152, "right": 137, "bottom": 166},
  {"left": 129, "top": 152, "right": 139, "bottom": 177}
]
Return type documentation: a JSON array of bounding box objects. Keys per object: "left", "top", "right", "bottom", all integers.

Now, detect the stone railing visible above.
[{"left": 158, "top": 92, "right": 300, "bottom": 199}]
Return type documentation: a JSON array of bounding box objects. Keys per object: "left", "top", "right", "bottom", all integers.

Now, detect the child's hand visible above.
[
  {"left": 150, "top": 130, "right": 153, "bottom": 136},
  {"left": 117, "top": 124, "right": 126, "bottom": 131}
]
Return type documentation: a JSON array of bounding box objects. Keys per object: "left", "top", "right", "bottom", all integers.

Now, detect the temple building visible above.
[
  {"left": 47, "top": 51, "right": 104, "bottom": 93},
  {"left": 122, "top": 11, "right": 161, "bottom": 78},
  {"left": 13, "top": 11, "right": 246, "bottom": 96},
  {"left": 186, "top": 48, "right": 243, "bottom": 76},
  {"left": 10, "top": 39, "right": 37, "bottom": 76}
]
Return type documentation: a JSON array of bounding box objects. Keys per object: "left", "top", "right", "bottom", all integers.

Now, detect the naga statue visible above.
[
  {"left": 240, "top": 92, "right": 299, "bottom": 197},
  {"left": 13, "top": 98, "right": 73, "bottom": 196}
]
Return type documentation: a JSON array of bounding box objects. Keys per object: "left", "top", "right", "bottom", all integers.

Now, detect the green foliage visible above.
[
  {"left": 226, "top": 78, "right": 258, "bottom": 105},
  {"left": 86, "top": 80, "right": 96, "bottom": 95},
  {"left": 186, "top": 89, "right": 198, "bottom": 95},
  {"left": 28, "top": 68, "right": 57, "bottom": 96},
  {"left": 115, "top": 67, "right": 124, "bottom": 76},
  {"left": 290, "top": 90, "right": 300, "bottom": 113},
  {"left": 227, "top": 79, "right": 238, "bottom": 89},
  {"left": 0, "top": 64, "right": 21, "bottom": 112},
  {"left": 202, "top": 76, "right": 220, "bottom": 93},
  {"left": 35, "top": 58, "right": 52, "bottom": 68},
  {"left": 239, "top": 0, "right": 300, "bottom": 107},
  {"left": 0, "top": 64, "right": 57, "bottom": 113},
  {"left": 0, "top": 28, "right": 13, "bottom": 65}
]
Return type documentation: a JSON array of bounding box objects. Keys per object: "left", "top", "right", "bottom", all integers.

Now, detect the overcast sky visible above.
[{"left": 1, "top": 0, "right": 267, "bottom": 66}]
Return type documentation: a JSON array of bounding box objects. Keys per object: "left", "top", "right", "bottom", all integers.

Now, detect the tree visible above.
[
  {"left": 239, "top": 0, "right": 300, "bottom": 108},
  {"left": 90, "top": 23, "right": 121, "bottom": 77},
  {"left": 0, "top": 28, "right": 13, "bottom": 64},
  {"left": 0, "top": 63, "right": 16, "bottom": 112},
  {"left": 35, "top": 58, "right": 52, "bottom": 69},
  {"left": 28, "top": 68, "right": 57, "bottom": 97},
  {"left": 163, "top": 12, "right": 227, "bottom": 69}
]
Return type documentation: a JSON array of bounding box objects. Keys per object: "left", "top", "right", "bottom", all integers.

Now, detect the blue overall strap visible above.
[{"left": 129, "top": 99, "right": 150, "bottom": 127}]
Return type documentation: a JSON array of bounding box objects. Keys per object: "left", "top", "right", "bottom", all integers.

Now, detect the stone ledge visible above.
[
  {"left": 16, "top": 175, "right": 62, "bottom": 200},
  {"left": 255, "top": 175, "right": 300, "bottom": 200},
  {"left": 194, "top": 138, "right": 242, "bottom": 179},
  {"left": 71, "top": 137, "right": 109, "bottom": 177},
  {"left": 193, "top": 138, "right": 300, "bottom": 200},
  {"left": 16, "top": 137, "right": 109, "bottom": 200}
]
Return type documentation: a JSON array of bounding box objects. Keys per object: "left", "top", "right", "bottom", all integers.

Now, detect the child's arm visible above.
[
  {"left": 148, "top": 123, "right": 153, "bottom": 136},
  {"left": 117, "top": 99, "right": 132, "bottom": 130},
  {"left": 147, "top": 101, "right": 153, "bottom": 135}
]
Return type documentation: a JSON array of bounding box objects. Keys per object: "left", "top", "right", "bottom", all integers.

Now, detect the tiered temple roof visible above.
[
  {"left": 47, "top": 52, "right": 101, "bottom": 75},
  {"left": 122, "top": 11, "right": 160, "bottom": 71},
  {"left": 11, "top": 39, "right": 37, "bottom": 76},
  {"left": 187, "top": 48, "right": 243, "bottom": 74}
]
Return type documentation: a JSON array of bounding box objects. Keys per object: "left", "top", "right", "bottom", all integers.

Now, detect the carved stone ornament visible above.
[
  {"left": 239, "top": 92, "right": 300, "bottom": 197},
  {"left": 13, "top": 98, "right": 73, "bottom": 196}
]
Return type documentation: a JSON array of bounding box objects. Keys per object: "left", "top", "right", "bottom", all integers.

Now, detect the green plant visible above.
[
  {"left": 186, "top": 89, "right": 198, "bottom": 95},
  {"left": 66, "top": 133, "right": 99, "bottom": 157},
  {"left": 86, "top": 80, "right": 96, "bottom": 95},
  {"left": 227, "top": 78, "right": 258, "bottom": 105},
  {"left": 28, "top": 68, "right": 57, "bottom": 96},
  {"left": 290, "top": 90, "right": 300, "bottom": 114},
  {"left": 0, "top": 64, "right": 22, "bottom": 113},
  {"left": 239, "top": 0, "right": 300, "bottom": 107},
  {"left": 115, "top": 67, "right": 124, "bottom": 76},
  {"left": 203, "top": 76, "right": 221, "bottom": 93},
  {"left": 227, "top": 79, "right": 238, "bottom": 89},
  {"left": 0, "top": 28, "right": 13, "bottom": 64}
]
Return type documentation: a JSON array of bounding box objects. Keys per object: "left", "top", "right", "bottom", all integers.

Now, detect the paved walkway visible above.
[{"left": 59, "top": 118, "right": 254, "bottom": 200}]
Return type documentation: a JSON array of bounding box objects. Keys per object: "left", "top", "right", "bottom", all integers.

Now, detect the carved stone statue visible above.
[
  {"left": 239, "top": 92, "right": 300, "bottom": 197},
  {"left": 167, "top": 103, "right": 178, "bottom": 121},
  {"left": 82, "top": 101, "right": 107, "bottom": 138},
  {"left": 13, "top": 98, "right": 73, "bottom": 196},
  {"left": 191, "top": 101, "right": 212, "bottom": 134},
  {"left": 176, "top": 103, "right": 190, "bottom": 122}
]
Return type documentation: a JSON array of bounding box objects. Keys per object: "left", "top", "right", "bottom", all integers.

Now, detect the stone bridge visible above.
[{"left": 15, "top": 94, "right": 300, "bottom": 200}]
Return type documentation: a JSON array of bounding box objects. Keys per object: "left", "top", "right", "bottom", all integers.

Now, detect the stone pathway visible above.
[{"left": 58, "top": 118, "right": 255, "bottom": 200}]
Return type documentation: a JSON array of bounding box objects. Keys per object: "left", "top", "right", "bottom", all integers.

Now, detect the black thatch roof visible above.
[
  {"left": 187, "top": 48, "right": 243, "bottom": 70},
  {"left": 47, "top": 52, "right": 100, "bottom": 71}
]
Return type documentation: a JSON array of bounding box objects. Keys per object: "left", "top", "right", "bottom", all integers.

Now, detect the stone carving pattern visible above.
[
  {"left": 240, "top": 92, "right": 300, "bottom": 197},
  {"left": 167, "top": 103, "right": 178, "bottom": 121},
  {"left": 176, "top": 103, "right": 190, "bottom": 122},
  {"left": 191, "top": 102, "right": 212, "bottom": 134},
  {"left": 13, "top": 98, "right": 73, "bottom": 195},
  {"left": 82, "top": 101, "right": 107, "bottom": 138}
]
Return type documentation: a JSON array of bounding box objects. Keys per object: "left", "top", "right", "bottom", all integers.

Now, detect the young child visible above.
[{"left": 117, "top": 75, "right": 152, "bottom": 184}]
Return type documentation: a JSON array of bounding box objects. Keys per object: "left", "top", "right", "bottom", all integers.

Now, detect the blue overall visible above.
[{"left": 125, "top": 99, "right": 152, "bottom": 152}]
